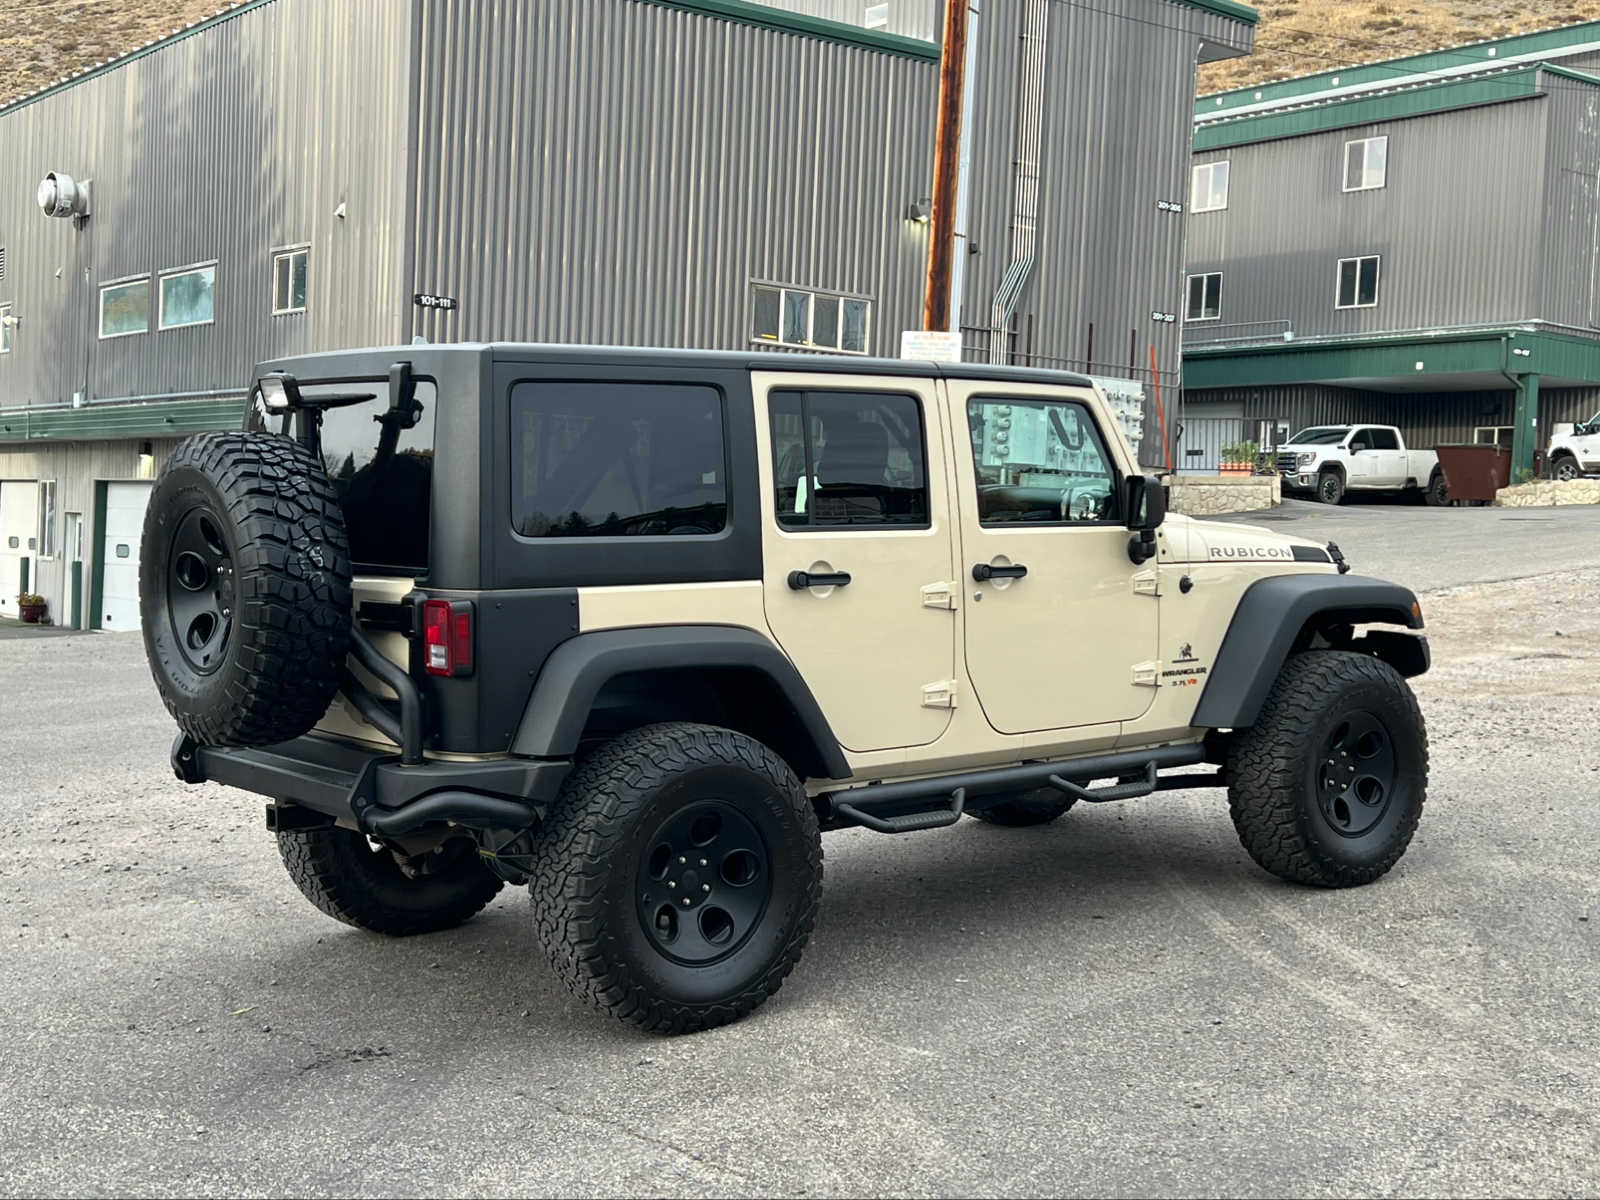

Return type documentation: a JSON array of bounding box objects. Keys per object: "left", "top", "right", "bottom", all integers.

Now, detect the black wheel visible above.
[
  {"left": 140, "top": 432, "right": 352, "bottom": 747},
  {"left": 529, "top": 723, "right": 822, "bottom": 1034},
  {"left": 1316, "top": 470, "right": 1345, "bottom": 505},
  {"left": 1226, "top": 651, "right": 1427, "bottom": 888},
  {"left": 277, "top": 826, "right": 504, "bottom": 936},
  {"left": 968, "top": 788, "right": 1076, "bottom": 827},
  {"left": 1548, "top": 454, "right": 1581, "bottom": 483},
  {"left": 1423, "top": 471, "right": 1450, "bottom": 506}
]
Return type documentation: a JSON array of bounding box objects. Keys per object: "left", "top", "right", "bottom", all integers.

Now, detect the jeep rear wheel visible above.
[
  {"left": 140, "top": 432, "right": 352, "bottom": 747},
  {"left": 528, "top": 723, "right": 822, "bottom": 1033},
  {"left": 968, "top": 788, "right": 1076, "bottom": 827},
  {"left": 1225, "top": 651, "right": 1427, "bottom": 888},
  {"left": 1316, "top": 470, "right": 1346, "bottom": 505}
]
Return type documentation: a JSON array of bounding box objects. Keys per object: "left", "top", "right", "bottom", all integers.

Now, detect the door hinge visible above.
[
  {"left": 921, "top": 679, "right": 959, "bottom": 708},
  {"left": 1132, "top": 569, "right": 1160, "bottom": 597},
  {"left": 921, "top": 581, "right": 958, "bottom": 610},
  {"left": 1132, "top": 661, "right": 1161, "bottom": 687}
]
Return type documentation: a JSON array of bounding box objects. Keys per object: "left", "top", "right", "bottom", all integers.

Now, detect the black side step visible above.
[
  {"left": 832, "top": 788, "right": 966, "bottom": 834},
  {"left": 1048, "top": 762, "right": 1157, "bottom": 804}
]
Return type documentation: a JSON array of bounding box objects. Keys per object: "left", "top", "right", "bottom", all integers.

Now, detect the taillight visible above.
[{"left": 421, "top": 598, "right": 474, "bottom": 677}]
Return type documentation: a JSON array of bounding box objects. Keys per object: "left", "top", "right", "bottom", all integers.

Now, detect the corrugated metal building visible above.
[
  {"left": 0, "top": 0, "right": 1256, "bottom": 628},
  {"left": 1180, "top": 22, "right": 1600, "bottom": 476}
]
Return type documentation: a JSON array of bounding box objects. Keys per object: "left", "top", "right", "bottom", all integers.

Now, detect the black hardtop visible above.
[{"left": 256, "top": 341, "right": 1097, "bottom": 391}]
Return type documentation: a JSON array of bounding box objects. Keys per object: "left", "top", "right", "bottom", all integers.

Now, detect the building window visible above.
[
  {"left": 38, "top": 481, "right": 58, "bottom": 559},
  {"left": 99, "top": 277, "right": 151, "bottom": 339},
  {"left": 1344, "top": 135, "right": 1388, "bottom": 192},
  {"left": 1192, "top": 160, "right": 1229, "bottom": 213},
  {"left": 273, "top": 247, "right": 308, "bottom": 315},
  {"left": 752, "top": 283, "right": 871, "bottom": 354},
  {"left": 1185, "top": 273, "right": 1223, "bottom": 322},
  {"left": 0, "top": 304, "right": 11, "bottom": 355},
  {"left": 865, "top": 2, "right": 890, "bottom": 28},
  {"left": 1336, "top": 256, "right": 1381, "bottom": 309},
  {"left": 159, "top": 263, "right": 217, "bottom": 330}
]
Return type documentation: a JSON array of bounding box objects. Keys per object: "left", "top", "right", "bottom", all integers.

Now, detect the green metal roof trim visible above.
[
  {"left": 1197, "top": 19, "right": 1600, "bottom": 116},
  {"left": 1182, "top": 329, "right": 1600, "bottom": 389},
  {"left": 642, "top": 1, "right": 939, "bottom": 61},
  {"left": 1193, "top": 65, "right": 1554, "bottom": 151},
  {"left": 0, "top": 1, "right": 271, "bottom": 118},
  {"left": 1540, "top": 63, "right": 1600, "bottom": 87},
  {"left": 1170, "top": 0, "right": 1259, "bottom": 26},
  {"left": 0, "top": 397, "right": 247, "bottom": 444}
]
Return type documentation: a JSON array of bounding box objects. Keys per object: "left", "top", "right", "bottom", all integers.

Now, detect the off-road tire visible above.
[
  {"left": 1316, "top": 470, "right": 1346, "bottom": 505},
  {"left": 1423, "top": 470, "right": 1450, "bottom": 506},
  {"left": 968, "top": 788, "right": 1076, "bottom": 827},
  {"left": 1226, "top": 651, "right": 1427, "bottom": 888},
  {"left": 141, "top": 431, "right": 352, "bottom": 747},
  {"left": 277, "top": 826, "right": 504, "bottom": 936},
  {"left": 1547, "top": 454, "right": 1581, "bottom": 483},
  {"left": 529, "top": 723, "right": 823, "bottom": 1034}
]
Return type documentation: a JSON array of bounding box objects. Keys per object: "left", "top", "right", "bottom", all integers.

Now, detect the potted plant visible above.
[
  {"left": 17, "top": 592, "right": 47, "bottom": 624},
  {"left": 1219, "top": 440, "right": 1260, "bottom": 476}
]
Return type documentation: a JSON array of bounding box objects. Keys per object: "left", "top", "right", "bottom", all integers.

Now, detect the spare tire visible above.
[{"left": 140, "top": 431, "right": 353, "bottom": 747}]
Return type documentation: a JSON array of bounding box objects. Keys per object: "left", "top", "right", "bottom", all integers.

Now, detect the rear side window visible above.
[
  {"left": 511, "top": 381, "right": 727, "bottom": 538},
  {"left": 769, "top": 389, "right": 929, "bottom": 528},
  {"left": 317, "top": 383, "right": 438, "bottom": 573}
]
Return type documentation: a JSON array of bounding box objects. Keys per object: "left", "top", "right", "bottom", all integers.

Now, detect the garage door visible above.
[
  {"left": 101, "top": 482, "right": 153, "bottom": 631},
  {"left": 0, "top": 481, "right": 40, "bottom": 619}
]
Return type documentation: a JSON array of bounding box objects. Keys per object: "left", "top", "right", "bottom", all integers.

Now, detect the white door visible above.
[
  {"left": 63, "top": 513, "right": 84, "bottom": 628},
  {"left": 101, "top": 482, "right": 154, "bottom": 631},
  {"left": 0, "top": 481, "right": 40, "bottom": 619},
  {"left": 1367, "top": 428, "right": 1410, "bottom": 485}
]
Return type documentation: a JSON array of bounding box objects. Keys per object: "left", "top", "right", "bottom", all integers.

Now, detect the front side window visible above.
[
  {"left": 0, "top": 304, "right": 11, "bottom": 354},
  {"left": 512, "top": 381, "right": 727, "bottom": 539},
  {"left": 159, "top": 264, "right": 216, "bottom": 330},
  {"left": 99, "top": 277, "right": 150, "bottom": 339},
  {"left": 38, "top": 481, "right": 57, "bottom": 558},
  {"left": 1192, "top": 160, "right": 1230, "bottom": 213},
  {"left": 752, "top": 283, "right": 871, "bottom": 354},
  {"left": 770, "top": 390, "right": 928, "bottom": 528},
  {"left": 1368, "top": 427, "right": 1400, "bottom": 450},
  {"left": 1337, "top": 255, "right": 1381, "bottom": 309},
  {"left": 967, "top": 396, "right": 1120, "bottom": 525},
  {"left": 1186, "top": 273, "right": 1223, "bottom": 322},
  {"left": 1344, "top": 135, "right": 1388, "bottom": 192},
  {"left": 273, "top": 248, "right": 309, "bottom": 314}
]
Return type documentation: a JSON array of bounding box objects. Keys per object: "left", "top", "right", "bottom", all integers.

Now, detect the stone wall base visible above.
[
  {"left": 1169, "top": 474, "right": 1282, "bottom": 517},
  {"left": 1493, "top": 479, "right": 1600, "bottom": 507}
]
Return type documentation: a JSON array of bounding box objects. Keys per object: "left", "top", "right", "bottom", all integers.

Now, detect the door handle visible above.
[
  {"left": 972, "top": 563, "right": 1028, "bottom": 582},
  {"left": 788, "top": 569, "right": 852, "bottom": 590}
]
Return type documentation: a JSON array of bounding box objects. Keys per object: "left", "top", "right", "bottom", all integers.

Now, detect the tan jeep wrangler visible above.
[{"left": 141, "top": 345, "right": 1429, "bottom": 1033}]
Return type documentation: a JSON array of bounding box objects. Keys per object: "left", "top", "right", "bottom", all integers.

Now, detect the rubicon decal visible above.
[{"left": 1209, "top": 545, "right": 1295, "bottom": 561}]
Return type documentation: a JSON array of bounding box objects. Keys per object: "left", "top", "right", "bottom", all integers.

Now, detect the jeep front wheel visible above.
[
  {"left": 528, "top": 723, "right": 822, "bottom": 1033},
  {"left": 1316, "top": 470, "right": 1346, "bottom": 505},
  {"left": 1225, "top": 651, "right": 1427, "bottom": 888}
]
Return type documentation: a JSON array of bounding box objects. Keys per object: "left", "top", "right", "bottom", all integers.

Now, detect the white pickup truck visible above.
[
  {"left": 1546, "top": 412, "right": 1600, "bottom": 481},
  {"left": 1276, "top": 425, "right": 1445, "bottom": 506}
]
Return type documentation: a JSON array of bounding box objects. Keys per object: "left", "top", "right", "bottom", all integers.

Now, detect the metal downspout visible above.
[
  {"left": 988, "top": 0, "right": 1049, "bottom": 364},
  {"left": 948, "top": 0, "right": 981, "bottom": 335}
]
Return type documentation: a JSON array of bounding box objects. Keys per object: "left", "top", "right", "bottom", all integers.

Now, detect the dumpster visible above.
[{"left": 1435, "top": 443, "right": 1513, "bottom": 504}]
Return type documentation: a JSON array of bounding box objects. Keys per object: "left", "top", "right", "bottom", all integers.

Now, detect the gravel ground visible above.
[{"left": 2, "top": 510, "right": 1598, "bottom": 1197}]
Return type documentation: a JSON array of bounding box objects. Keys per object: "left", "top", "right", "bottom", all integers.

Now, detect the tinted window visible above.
[
  {"left": 770, "top": 390, "right": 928, "bottom": 528},
  {"left": 316, "top": 382, "right": 438, "bottom": 572},
  {"left": 1368, "top": 428, "right": 1400, "bottom": 450},
  {"left": 967, "top": 396, "right": 1119, "bottom": 524},
  {"left": 511, "top": 381, "right": 727, "bottom": 538}
]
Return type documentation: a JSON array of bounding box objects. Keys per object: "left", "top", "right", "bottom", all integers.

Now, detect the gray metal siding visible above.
[
  {"left": 0, "top": 0, "right": 411, "bottom": 412},
  {"left": 758, "top": 0, "right": 939, "bottom": 41},
  {"left": 1538, "top": 78, "right": 1600, "bottom": 331},
  {"left": 1185, "top": 97, "right": 1552, "bottom": 344},
  {"left": 406, "top": 0, "right": 936, "bottom": 356}
]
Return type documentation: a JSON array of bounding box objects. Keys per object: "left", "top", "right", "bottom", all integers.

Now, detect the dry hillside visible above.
[{"left": 3, "top": 0, "right": 1600, "bottom": 108}]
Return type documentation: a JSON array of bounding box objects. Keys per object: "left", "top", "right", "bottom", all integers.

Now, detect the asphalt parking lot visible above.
[{"left": 3, "top": 502, "right": 1599, "bottom": 1197}]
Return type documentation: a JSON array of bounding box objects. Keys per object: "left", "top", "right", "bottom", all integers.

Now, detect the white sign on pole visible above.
[{"left": 900, "top": 329, "right": 964, "bottom": 363}]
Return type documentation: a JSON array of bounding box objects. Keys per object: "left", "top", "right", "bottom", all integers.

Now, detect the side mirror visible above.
[{"left": 1125, "top": 475, "right": 1166, "bottom": 564}]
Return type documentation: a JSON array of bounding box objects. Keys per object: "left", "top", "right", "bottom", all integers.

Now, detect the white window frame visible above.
[
  {"left": 864, "top": 2, "right": 890, "bottom": 28},
  {"left": 98, "top": 275, "right": 151, "bottom": 340},
  {"left": 1343, "top": 135, "right": 1389, "bottom": 193},
  {"left": 272, "top": 245, "right": 309, "bottom": 315},
  {"left": 157, "top": 260, "right": 218, "bottom": 331},
  {"left": 37, "top": 480, "right": 58, "bottom": 561},
  {"left": 0, "top": 303, "right": 11, "bottom": 354},
  {"left": 1335, "top": 255, "right": 1382, "bottom": 310},
  {"left": 750, "top": 282, "right": 873, "bottom": 355},
  {"left": 1192, "top": 160, "right": 1230, "bottom": 213},
  {"left": 1185, "top": 272, "right": 1223, "bottom": 323}
]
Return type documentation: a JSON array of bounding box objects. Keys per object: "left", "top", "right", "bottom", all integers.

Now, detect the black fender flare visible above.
[
  {"left": 509, "top": 625, "right": 852, "bottom": 779},
  {"left": 1191, "top": 574, "right": 1427, "bottom": 730}
]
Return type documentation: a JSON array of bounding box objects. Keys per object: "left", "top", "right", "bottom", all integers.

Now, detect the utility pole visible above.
[{"left": 923, "top": 0, "right": 971, "bottom": 333}]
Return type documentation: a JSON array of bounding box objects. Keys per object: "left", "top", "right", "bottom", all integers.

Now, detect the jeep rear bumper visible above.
[{"left": 173, "top": 733, "right": 570, "bottom": 836}]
